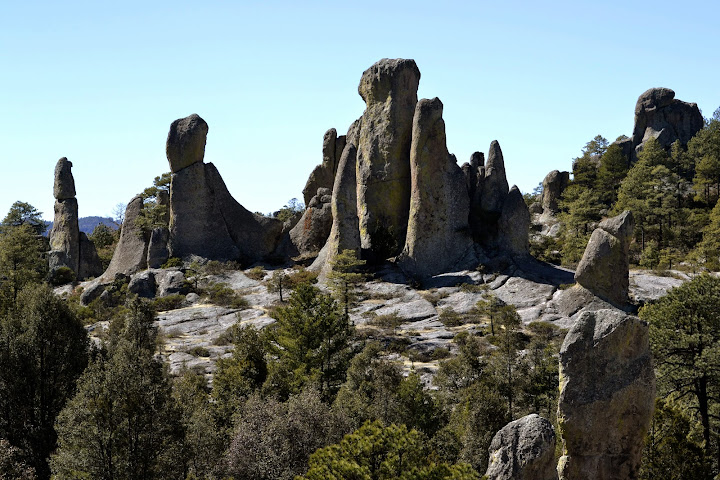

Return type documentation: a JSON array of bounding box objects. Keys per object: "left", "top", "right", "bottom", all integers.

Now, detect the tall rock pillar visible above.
[{"left": 49, "top": 158, "right": 81, "bottom": 276}]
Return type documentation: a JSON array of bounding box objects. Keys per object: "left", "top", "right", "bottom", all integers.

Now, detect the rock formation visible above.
[
  {"left": 166, "top": 114, "right": 283, "bottom": 263},
  {"left": 102, "top": 195, "right": 149, "bottom": 279},
  {"left": 355, "top": 58, "right": 420, "bottom": 260},
  {"left": 398, "top": 97, "right": 475, "bottom": 277},
  {"left": 481, "top": 141, "right": 510, "bottom": 215},
  {"left": 541, "top": 170, "right": 569, "bottom": 215},
  {"left": 557, "top": 309, "right": 655, "bottom": 479},
  {"left": 302, "top": 128, "right": 346, "bottom": 206},
  {"left": 574, "top": 211, "right": 634, "bottom": 307},
  {"left": 289, "top": 187, "right": 333, "bottom": 257},
  {"left": 615, "top": 87, "right": 703, "bottom": 163},
  {"left": 48, "top": 157, "right": 102, "bottom": 280},
  {"left": 485, "top": 414, "right": 557, "bottom": 480},
  {"left": 498, "top": 186, "right": 530, "bottom": 257}
]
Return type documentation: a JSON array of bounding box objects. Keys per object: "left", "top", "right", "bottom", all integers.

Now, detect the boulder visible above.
[
  {"left": 53, "top": 157, "right": 76, "bottom": 200},
  {"left": 497, "top": 186, "right": 530, "bottom": 256},
  {"left": 102, "top": 195, "right": 149, "bottom": 279},
  {"left": 302, "top": 128, "right": 346, "bottom": 206},
  {"left": 557, "top": 309, "right": 655, "bottom": 480},
  {"left": 356, "top": 58, "right": 420, "bottom": 260},
  {"left": 49, "top": 197, "right": 80, "bottom": 275},
  {"left": 541, "top": 170, "right": 569, "bottom": 214},
  {"left": 147, "top": 227, "right": 170, "bottom": 268},
  {"left": 79, "top": 280, "right": 106, "bottom": 305},
  {"left": 574, "top": 211, "right": 634, "bottom": 307},
  {"left": 398, "top": 98, "right": 474, "bottom": 277},
  {"left": 480, "top": 140, "right": 509, "bottom": 214},
  {"left": 166, "top": 114, "right": 209, "bottom": 173},
  {"left": 128, "top": 270, "right": 156, "bottom": 298},
  {"left": 485, "top": 414, "right": 557, "bottom": 480},
  {"left": 156, "top": 269, "right": 187, "bottom": 297},
  {"left": 311, "top": 143, "right": 361, "bottom": 275},
  {"left": 289, "top": 189, "right": 333, "bottom": 257}
]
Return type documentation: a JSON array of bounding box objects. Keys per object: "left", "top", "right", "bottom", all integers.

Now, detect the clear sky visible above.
[{"left": 2, "top": 0, "right": 719, "bottom": 222}]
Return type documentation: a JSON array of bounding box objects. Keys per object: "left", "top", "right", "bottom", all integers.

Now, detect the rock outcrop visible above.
[
  {"left": 485, "top": 414, "right": 557, "bottom": 480},
  {"left": 102, "top": 195, "right": 149, "bottom": 279},
  {"left": 166, "top": 114, "right": 283, "bottom": 263},
  {"left": 574, "top": 211, "right": 634, "bottom": 307},
  {"left": 615, "top": 87, "right": 703, "bottom": 163},
  {"left": 398, "top": 98, "right": 474, "bottom": 277},
  {"left": 356, "top": 58, "right": 420, "bottom": 260},
  {"left": 497, "top": 186, "right": 530, "bottom": 256},
  {"left": 289, "top": 187, "right": 333, "bottom": 257},
  {"left": 541, "top": 170, "right": 569, "bottom": 215},
  {"left": 557, "top": 309, "right": 655, "bottom": 480},
  {"left": 480, "top": 140, "right": 510, "bottom": 215},
  {"left": 302, "top": 128, "right": 346, "bottom": 206},
  {"left": 48, "top": 157, "right": 102, "bottom": 280}
]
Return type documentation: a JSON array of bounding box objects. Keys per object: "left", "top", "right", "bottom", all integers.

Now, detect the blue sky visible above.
[{"left": 2, "top": 0, "right": 719, "bottom": 221}]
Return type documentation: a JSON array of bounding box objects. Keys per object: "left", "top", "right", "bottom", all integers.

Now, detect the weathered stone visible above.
[
  {"left": 481, "top": 140, "right": 509, "bottom": 214},
  {"left": 398, "top": 98, "right": 474, "bottom": 277},
  {"left": 311, "top": 143, "right": 361, "bottom": 275},
  {"left": 541, "top": 170, "right": 570, "bottom": 214},
  {"left": 302, "top": 128, "right": 346, "bottom": 206},
  {"left": 575, "top": 211, "right": 634, "bottom": 307},
  {"left": 49, "top": 197, "right": 80, "bottom": 275},
  {"left": 166, "top": 114, "right": 209, "bottom": 173},
  {"left": 356, "top": 58, "right": 420, "bottom": 260},
  {"left": 557, "top": 309, "right": 655, "bottom": 480},
  {"left": 102, "top": 195, "right": 148, "bottom": 279},
  {"left": 147, "top": 227, "right": 170, "bottom": 268},
  {"left": 485, "top": 414, "right": 557, "bottom": 480},
  {"left": 289, "top": 189, "right": 333, "bottom": 257},
  {"left": 169, "top": 161, "right": 283, "bottom": 263},
  {"left": 128, "top": 270, "right": 156, "bottom": 298},
  {"left": 53, "top": 157, "right": 76, "bottom": 200},
  {"left": 155, "top": 269, "right": 187, "bottom": 297},
  {"left": 80, "top": 280, "right": 106, "bottom": 305},
  {"left": 498, "top": 186, "right": 530, "bottom": 256},
  {"left": 78, "top": 232, "right": 103, "bottom": 279}
]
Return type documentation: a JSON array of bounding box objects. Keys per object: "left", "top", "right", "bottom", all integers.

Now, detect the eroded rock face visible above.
[
  {"left": 289, "top": 188, "right": 333, "bottom": 257},
  {"left": 485, "top": 414, "right": 557, "bottom": 480},
  {"left": 398, "top": 98, "right": 474, "bottom": 277},
  {"left": 302, "top": 128, "right": 346, "bottom": 206},
  {"left": 78, "top": 232, "right": 103, "bottom": 279},
  {"left": 166, "top": 114, "right": 209, "bottom": 173},
  {"left": 356, "top": 58, "right": 420, "bottom": 260},
  {"left": 102, "top": 195, "right": 149, "bottom": 279},
  {"left": 53, "top": 157, "right": 76, "bottom": 200},
  {"left": 557, "top": 309, "right": 655, "bottom": 480},
  {"left": 480, "top": 140, "right": 509, "bottom": 214},
  {"left": 574, "top": 211, "right": 634, "bottom": 307},
  {"left": 541, "top": 170, "right": 569, "bottom": 214},
  {"left": 615, "top": 88, "right": 703, "bottom": 163},
  {"left": 147, "top": 227, "right": 170, "bottom": 268},
  {"left": 498, "top": 186, "right": 530, "bottom": 257}
]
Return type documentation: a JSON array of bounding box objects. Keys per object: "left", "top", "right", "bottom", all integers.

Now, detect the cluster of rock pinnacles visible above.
[{"left": 49, "top": 58, "right": 666, "bottom": 479}]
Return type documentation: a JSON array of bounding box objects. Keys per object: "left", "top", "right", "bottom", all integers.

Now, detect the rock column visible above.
[{"left": 49, "top": 158, "right": 80, "bottom": 276}]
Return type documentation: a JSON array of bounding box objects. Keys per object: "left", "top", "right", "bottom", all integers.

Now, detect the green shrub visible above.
[
  {"left": 367, "top": 311, "right": 404, "bottom": 329},
  {"left": 204, "top": 283, "right": 249, "bottom": 309},
  {"left": 152, "top": 294, "right": 186, "bottom": 312},
  {"left": 162, "top": 257, "right": 183, "bottom": 268},
  {"left": 245, "top": 266, "right": 265, "bottom": 280},
  {"left": 50, "top": 266, "right": 76, "bottom": 286},
  {"left": 439, "top": 307, "right": 466, "bottom": 327},
  {"left": 188, "top": 346, "right": 211, "bottom": 357},
  {"left": 286, "top": 267, "right": 318, "bottom": 287}
]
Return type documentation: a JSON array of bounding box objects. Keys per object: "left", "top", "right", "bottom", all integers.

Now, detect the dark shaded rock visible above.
[
  {"left": 80, "top": 280, "right": 106, "bottom": 305},
  {"left": 529, "top": 202, "right": 543, "bottom": 214},
  {"left": 575, "top": 211, "right": 634, "bottom": 307},
  {"left": 485, "top": 414, "right": 557, "bottom": 480},
  {"left": 289, "top": 189, "right": 333, "bottom": 257},
  {"left": 49, "top": 197, "right": 80, "bottom": 275},
  {"left": 78, "top": 232, "right": 103, "bottom": 279},
  {"left": 480, "top": 140, "right": 509, "bottom": 214},
  {"left": 156, "top": 269, "right": 187, "bottom": 297},
  {"left": 398, "top": 98, "right": 474, "bottom": 277},
  {"left": 166, "top": 114, "right": 209, "bottom": 173},
  {"left": 53, "top": 157, "right": 76, "bottom": 200},
  {"left": 302, "top": 128, "right": 346, "bottom": 206},
  {"left": 147, "top": 227, "right": 170, "bottom": 268},
  {"left": 356, "top": 58, "right": 420, "bottom": 260},
  {"left": 102, "top": 195, "right": 149, "bottom": 279},
  {"left": 541, "top": 170, "right": 570, "bottom": 214},
  {"left": 157, "top": 189, "right": 170, "bottom": 224},
  {"left": 498, "top": 186, "right": 530, "bottom": 256},
  {"left": 128, "top": 270, "right": 156, "bottom": 298},
  {"left": 557, "top": 309, "right": 655, "bottom": 479}
]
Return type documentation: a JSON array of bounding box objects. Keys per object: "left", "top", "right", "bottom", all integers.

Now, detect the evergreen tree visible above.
[
  {"left": 327, "top": 249, "right": 367, "bottom": 319},
  {"left": 1, "top": 201, "right": 45, "bottom": 235},
  {"left": 693, "top": 198, "right": 720, "bottom": 269},
  {"left": 0, "top": 224, "right": 47, "bottom": 311}
]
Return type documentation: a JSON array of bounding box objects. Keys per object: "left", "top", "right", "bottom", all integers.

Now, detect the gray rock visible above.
[
  {"left": 485, "top": 414, "right": 557, "bottom": 480},
  {"left": 53, "top": 157, "right": 76, "bottom": 200},
  {"left": 498, "top": 186, "right": 530, "bottom": 256},
  {"left": 147, "top": 227, "right": 170, "bottom": 268},
  {"left": 289, "top": 190, "right": 333, "bottom": 257},
  {"left": 481, "top": 140, "right": 509, "bottom": 214},
  {"left": 166, "top": 114, "right": 209, "bottom": 173},
  {"left": 574, "top": 211, "right": 634, "bottom": 307},
  {"left": 78, "top": 232, "right": 103, "bottom": 279},
  {"left": 102, "top": 195, "right": 149, "bottom": 279},
  {"left": 49, "top": 197, "right": 80, "bottom": 275},
  {"left": 356, "top": 58, "right": 420, "bottom": 260},
  {"left": 541, "top": 170, "right": 569, "bottom": 214},
  {"left": 128, "top": 270, "right": 156, "bottom": 298},
  {"left": 398, "top": 97, "right": 474, "bottom": 277},
  {"left": 557, "top": 309, "right": 655, "bottom": 480},
  {"left": 80, "top": 279, "right": 106, "bottom": 305},
  {"left": 155, "top": 269, "right": 187, "bottom": 297},
  {"left": 302, "top": 128, "right": 345, "bottom": 206}
]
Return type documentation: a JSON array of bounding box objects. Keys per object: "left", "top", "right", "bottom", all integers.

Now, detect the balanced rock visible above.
[
  {"left": 102, "top": 195, "right": 148, "bottom": 279},
  {"left": 398, "top": 97, "right": 474, "bottom": 277},
  {"left": 311, "top": 143, "right": 361, "bottom": 275},
  {"left": 497, "top": 186, "right": 530, "bottom": 256},
  {"left": 302, "top": 128, "right": 346, "bottom": 206},
  {"left": 356, "top": 58, "right": 420, "bottom": 260},
  {"left": 289, "top": 188, "right": 333, "bottom": 257},
  {"left": 485, "top": 414, "right": 557, "bottom": 480},
  {"left": 557, "top": 309, "right": 655, "bottom": 480},
  {"left": 574, "top": 211, "right": 634, "bottom": 307},
  {"left": 541, "top": 170, "right": 569, "bottom": 214},
  {"left": 166, "top": 114, "right": 209, "bottom": 173},
  {"left": 480, "top": 140, "right": 509, "bottom": 214}
]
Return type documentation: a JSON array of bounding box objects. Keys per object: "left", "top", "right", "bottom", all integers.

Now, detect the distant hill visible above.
[{"left": 44, "top": 216, "right": 118, "bottom": 236}]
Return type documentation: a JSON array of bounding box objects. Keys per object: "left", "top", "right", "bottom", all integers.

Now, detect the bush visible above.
[
  {"left": 286, "top": 267, "right": 318, "bottom": 287},
  {"left": 439, "top": 307, "right": 466, "bottom": 327},
  {"left": 50, "top": 266, "right": 76, "bottom": 285},
  {"left": 152, "top": 294, "right": 186, "bottom": 312},
  {"left": 367, "top": 311, "right": 404, "bottom": 329},
  {"left": 188, "top": 346, "right": 211, "bottom": 357},
  {"left": 245, "top": 266, "right": 265, "bottom": 280},
  {"left": 203, "top": 282, "right": 249, "bottom": 309},
  {"left": 162, "top": 257, "right": 183, "bottom": 268}
]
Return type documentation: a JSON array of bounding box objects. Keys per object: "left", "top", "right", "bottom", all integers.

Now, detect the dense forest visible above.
[{"left": 1, "top": 109, "right": 720, "bottom": 479}]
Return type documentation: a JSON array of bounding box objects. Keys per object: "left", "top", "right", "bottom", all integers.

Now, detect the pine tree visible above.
[{"left": 327, "top": 249, "right": 367, "bottom": 319}]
